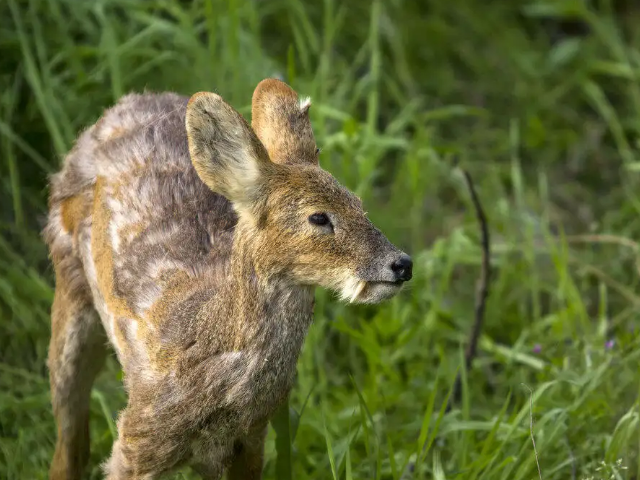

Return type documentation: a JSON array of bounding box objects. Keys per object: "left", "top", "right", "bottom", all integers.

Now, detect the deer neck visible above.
[{"left": 224, "top": 221, "right": 315, "bottom": 351}]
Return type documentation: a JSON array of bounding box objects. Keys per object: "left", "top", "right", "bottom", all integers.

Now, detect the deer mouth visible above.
[{"left": 349, "top": 279, "right": 404, "bottom": 304}]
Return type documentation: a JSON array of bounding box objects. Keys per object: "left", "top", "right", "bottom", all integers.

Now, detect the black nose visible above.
[{"left": 390, "top": 255, "right": 413, "bottom": 282}]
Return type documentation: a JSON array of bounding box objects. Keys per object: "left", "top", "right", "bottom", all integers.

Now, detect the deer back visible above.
[{"left": 45, "top": 93, "right": 240, "bottom": 378}]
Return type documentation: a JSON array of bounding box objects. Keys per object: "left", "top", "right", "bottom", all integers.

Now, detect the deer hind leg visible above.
[{"left": 48, "top": 280, "right": 107, "bottom": 480}]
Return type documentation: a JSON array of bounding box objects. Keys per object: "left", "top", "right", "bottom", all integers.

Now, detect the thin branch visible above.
[
  {"left": 447, "top": 165, "right": 492, "bottom": 411},
  {"left": 401, "top": 162, "right": 491, "bottom": 479}
]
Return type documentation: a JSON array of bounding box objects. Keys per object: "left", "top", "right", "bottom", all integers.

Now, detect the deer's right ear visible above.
[
  {"left": 186, "top": 92, "right": 271, "bottom": 209},
  {"left": 251, "top": 78, "right": 317, "bottom": 166}
]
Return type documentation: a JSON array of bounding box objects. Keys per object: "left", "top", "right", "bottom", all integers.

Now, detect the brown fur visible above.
[
  {"left": 43, "top": 79, "right": 412, "bottom": 479},
  {"left": 251, "top": 79, "right": 317, "bottom": 165}
]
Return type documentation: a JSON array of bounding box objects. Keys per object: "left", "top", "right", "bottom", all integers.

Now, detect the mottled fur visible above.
[{"left": 43, "top": 79, "right": 412, "bottom": 479}]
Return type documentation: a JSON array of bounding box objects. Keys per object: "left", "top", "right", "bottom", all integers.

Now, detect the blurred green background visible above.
[{"left": 1, "top": 0, "right": 640, "bottom": 479}]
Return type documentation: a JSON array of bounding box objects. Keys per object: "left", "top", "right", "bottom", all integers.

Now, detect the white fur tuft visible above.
[{"left": 299, "top": 96, "right": 312, "bottom": 112}]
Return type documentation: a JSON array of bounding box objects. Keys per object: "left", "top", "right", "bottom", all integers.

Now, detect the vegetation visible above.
[{"left": 1, "top": 0, "right": 639, "bottom": 478}]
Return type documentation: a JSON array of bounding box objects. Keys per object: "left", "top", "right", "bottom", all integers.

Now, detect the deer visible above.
[{"left": 43, "top": 78, "right": 413, "bottom": 480}]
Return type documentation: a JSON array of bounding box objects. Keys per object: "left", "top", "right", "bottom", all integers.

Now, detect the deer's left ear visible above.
[{"left": 251, "top": 78, "right": 318, "bottom": 166}]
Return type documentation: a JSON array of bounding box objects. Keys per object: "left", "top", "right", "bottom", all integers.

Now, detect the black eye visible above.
[
  {"left": 309, "top": 212, "right": 330, "bottom": 227},
  {"left": 315, "top": 147, "right": 321, "bottom": 155}
]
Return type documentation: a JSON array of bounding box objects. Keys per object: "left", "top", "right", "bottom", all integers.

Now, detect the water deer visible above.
[{"left": 43, "top": 78, "right": 413, "bottom": 479}]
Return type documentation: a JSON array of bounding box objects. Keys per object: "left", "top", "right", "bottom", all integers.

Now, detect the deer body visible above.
[{"left": 44, "top": 80, "right": 412, "bottom": 479}]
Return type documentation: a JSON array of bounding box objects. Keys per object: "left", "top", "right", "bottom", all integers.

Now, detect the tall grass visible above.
[{"left": 1, "top": 0, "right": 639, "bottom": 479}]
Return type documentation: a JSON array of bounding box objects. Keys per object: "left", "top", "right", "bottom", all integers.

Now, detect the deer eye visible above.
[{"left": 308, "top": 212, "right": 331, "bottom": 227}]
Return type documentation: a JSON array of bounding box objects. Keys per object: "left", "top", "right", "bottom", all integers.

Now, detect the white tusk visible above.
[{"left": 351, "top": 281, "right": 366, "bottom": 303}]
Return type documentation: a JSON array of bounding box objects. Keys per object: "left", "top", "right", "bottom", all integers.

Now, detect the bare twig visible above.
[
  {"left": 447, "top": 165, "right": 492, "bottom": 412},
  {"left": 522, "top": 383, "right": 543, "bottom": 480},
  {"left": 400, "top": 162, "right": 491, "bottom": 479}
]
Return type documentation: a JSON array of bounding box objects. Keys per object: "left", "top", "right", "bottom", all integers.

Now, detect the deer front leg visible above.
[
  {"left": 190, "top": 432, "right": 236, "bottom": 480},
  {"left": 103, "top": 398, "right": 188, "bottom": 480},
  {"left": 191, "top": 424, "right": 266, "bottom": 480},
  {"left": 225, "top": 423, "right": 268, "bottom": 480}
]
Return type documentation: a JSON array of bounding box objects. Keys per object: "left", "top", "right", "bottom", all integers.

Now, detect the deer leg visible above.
[
  {"left": 48, "top": 287, "right": 107, "bottom": 480},
  {"left": 225, "top": 424, "right": 268, "bottom": 480},
  {"left": 103, "top": 399, "right": 188, "bottom": 480},
  {"left": 191, "top": 461, "right": 224, "bottom": 480}
]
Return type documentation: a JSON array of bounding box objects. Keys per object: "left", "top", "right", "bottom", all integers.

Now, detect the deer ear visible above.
[
  {"left": 251, "top": 78, "right": 318, "bottom": 166},
  {"left": 186, "top": 92, "right": 271, "bottom": 209}
]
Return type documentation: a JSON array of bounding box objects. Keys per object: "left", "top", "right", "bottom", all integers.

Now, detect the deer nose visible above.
[{"left": 390, "top": 255, "right": 413, "bottom": 282}]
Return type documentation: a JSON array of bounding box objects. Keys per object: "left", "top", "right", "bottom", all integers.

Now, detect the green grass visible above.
[{"left": 1, "top": 0, "right": 640, "bottom": 478}]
